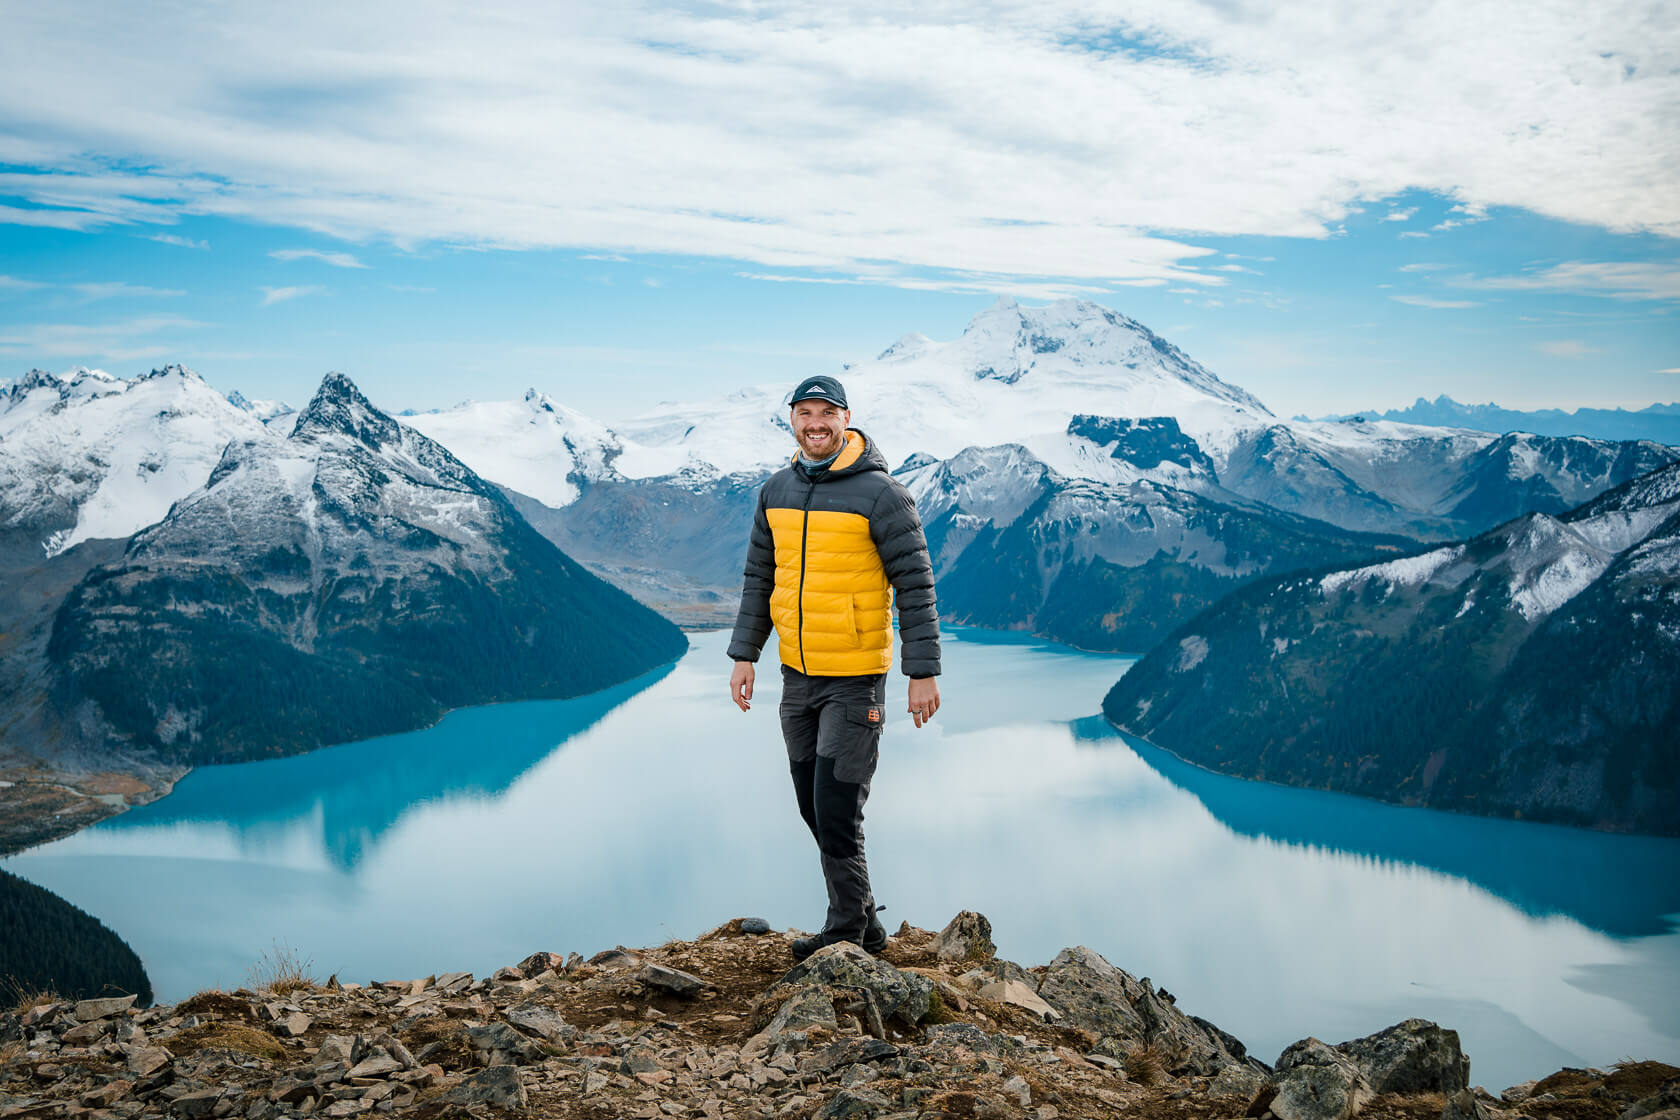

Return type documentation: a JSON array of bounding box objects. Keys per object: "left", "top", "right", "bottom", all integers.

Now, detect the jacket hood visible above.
[{"left": 793, "top": 428, "right": 889, "bottom": 481}]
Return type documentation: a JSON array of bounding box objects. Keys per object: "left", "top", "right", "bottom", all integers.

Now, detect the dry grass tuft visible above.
[
  {"left": 176, "top": 990, "right": 254, "bottom": 1019},
  {"left": 246, "top": 943, "right": 317, "bottom": 997},
  {"left": 1125, "top": 1040, "right": 1169, "bottom": 1085},
  {"left": 2, "top": 977, "right": 60, "bottom": 1016},
  {"left": 1606, "top": 1060, "right": 1680, "bottom": 1099},
  {"left": 165, "top": 1022, "right": 288, "bottom": 1062}
]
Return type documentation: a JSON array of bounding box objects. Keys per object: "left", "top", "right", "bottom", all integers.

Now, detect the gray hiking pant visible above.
[{"left": 779, "top": 666, "right": 886, "bottom": 941}]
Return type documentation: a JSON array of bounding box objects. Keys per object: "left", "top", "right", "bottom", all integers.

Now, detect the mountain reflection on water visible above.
[
  {"left": 95, "top": 666, "right": 676, "bottom": 870},
  {"left": 1073, "top": 720, "right": 1680, "bottom": 940},
  {"left": 4, "top": 627, "right": 1676, "bottom": 1093}
]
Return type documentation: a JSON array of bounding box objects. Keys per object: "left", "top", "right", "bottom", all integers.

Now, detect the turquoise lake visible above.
[{"left": 5, "top": 627, "right": 1678, "bottom": 1092}]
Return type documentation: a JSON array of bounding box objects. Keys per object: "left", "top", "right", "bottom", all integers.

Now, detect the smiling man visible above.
[{"left": 728, "top": 374, "right": 942, "bottom": 960}]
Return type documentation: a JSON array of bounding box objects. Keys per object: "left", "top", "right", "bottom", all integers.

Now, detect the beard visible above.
[{"left": 796, "top": 428, "right": 843, "bottom": 459}]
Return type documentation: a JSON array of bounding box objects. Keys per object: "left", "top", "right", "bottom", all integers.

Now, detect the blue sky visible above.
[{"left": 2, "top": 1, "right": 1676, "bottom": 421}]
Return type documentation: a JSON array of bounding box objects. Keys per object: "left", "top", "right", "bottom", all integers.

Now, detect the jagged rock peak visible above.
[
  {"left": 523, "top": 388, "right": 560, "bottom": 414},
  {"left": 291, "top": 371, "right": 400, "bottom": 449},
  {"left": 6, "top": 368, "right": 60, "bottom": 396},
  {"left": 141, "top": 363, "right": 203, "bottom": 383}
]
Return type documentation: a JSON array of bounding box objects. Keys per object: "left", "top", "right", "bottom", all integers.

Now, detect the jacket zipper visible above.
[{"left": 797, "top": 477, "right": 815, "bottom": 674}]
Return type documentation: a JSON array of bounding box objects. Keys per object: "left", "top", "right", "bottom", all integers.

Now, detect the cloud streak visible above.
[
  {"left": 0, "top": 314, "right": 209, "bottom": 360},
  {"left": 0, "top": 1, "right": 1675, "bottom": 288},
  {"left": 270, "top": 248, "right": 369, "bottom": 268},
  {"left": 1391, "top": 295, "right": 1482, "bottom": 309},
  {"left": 260, "top": 285, "right": 324, "bottom": 306},
  {"left": 1461, "top": 261, "right": 1680, "bottom": 302}
]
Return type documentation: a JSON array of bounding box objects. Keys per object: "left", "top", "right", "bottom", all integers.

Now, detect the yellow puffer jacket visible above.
[{"left": 729, "top": 429, "right": 942, "bottom": 678}]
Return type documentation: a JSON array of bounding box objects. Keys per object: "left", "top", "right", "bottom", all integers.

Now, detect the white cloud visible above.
[
  {"left": 1391, "top": 295, "right": 1482, "bottom": 309},
  {"left": 580, "top": 253, "right": 629, "bottom": 262},
  {"left": 1656, "top": 367, "right": 1680, "bottom": 374},
  {"left": 736, "top": 269, "right": 1113, "bottom": 300},
  {"left": 269, "top": 248, "right": 369, "bottom": 269},
  {"left": 1398, "top": 263, "right": 1450, "bottom": 272},
  {"left": 0, "top": 2, "right": 1675, "bottom": 285},
  {"left": 0, "top": 315, "right": 209, "bottom": 359},
  {"left": 1384, "top": 208, "right": 1417, "bottom": 222},
  {"left": 1537, "top": 340, "right": 1600, "bottom": 357},
  {"left": 144, "top": 233, "right": 210, "bottom": 249},
  {"left": 0, "top": 275, "right": 47, "bottom": 292},
  {"left": 260, "top": 285, "right": 324, "bottom": 306},
  {"left": 71, "top": 281, "right": 186, "bottom": 301},
  {"left": 1460, "top": 261, "right": 1680, "bottom": 302}
]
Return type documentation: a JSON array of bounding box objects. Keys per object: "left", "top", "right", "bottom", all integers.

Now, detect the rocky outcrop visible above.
[
  {"left": 1265, "top": 1038, "right": 1376, "bottom": 1120},
  {"left": 1, "top": 913, "right": 1670, "bottom": 1120},
  {"left": 931, "top": 911, "right": 996, "bottom": 963},
  {"left": 1338, "top": 1018, "right": 1470, "bottom": 1094},
  {"left": 1034, "top": 946, "right": 1262, "bottom": 1076},
  {"left": 1250, "top": 1020, "right": 1547, "bottom": 1120}
]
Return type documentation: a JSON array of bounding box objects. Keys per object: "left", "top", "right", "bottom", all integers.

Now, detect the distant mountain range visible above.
[
  {"left": 400, "top": 298, "right": 1676, "bottom": 647},
  {"left": 3, "top": 373, "right": 685, "bottom": 776},
  {"left": 1314, "top": 396, "right": 1680, "bottom": 446},
  {"left": 1103, "top": 462, "right": 1680, "bottom": 835},
  {"left": 6, "top": 301, "right": 1676, "bottom": 659}
]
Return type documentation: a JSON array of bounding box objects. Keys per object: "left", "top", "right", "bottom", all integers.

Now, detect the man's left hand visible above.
[{"left": 907, "top": 677, "right": 941, "bottom": 729}]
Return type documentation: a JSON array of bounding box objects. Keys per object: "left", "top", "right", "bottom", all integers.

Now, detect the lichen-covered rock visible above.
[
  {"left": 744, "top": 987, "right": 840, "bottom": 1056},
  {"left": 774, "top": 942, "right": 933, "bottom": 1026},
  {"left": 445, "top": 1065, "right": 527, "bottom": 1110},
  {"left": 1270, "top": 1038, "right": 1375, "bottom": 1120},
  {"left": 1442, "top": 1088, "right": 1492, "bottom": 1120},
  {"left": 466, "top": 1021, "right": 545, "bottom": 1065},
  {"left": 933, "top": 911, "right": 997, "bottom": 962},
  {"left": 1036, "top": 946, "right": 1257, "bottom": 1076},
  {"left": 815, "top": 1087, "right": 892, "bottom": 1118},
  {"left": 1338, "top": 1018, "right": 1470, "bottom": 1093}
]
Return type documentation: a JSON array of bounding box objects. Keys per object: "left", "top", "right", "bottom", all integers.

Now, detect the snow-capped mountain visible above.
[
  {"left": 1320, "top": 395, "right": 1680, "bottom": 446},
  {"left": 900, "top": 444, "right": 1410, "bottom": 650},
  {"left": 0, "top": 365, "right": 275, "bottom": 562},
  {"left": 608, "top": 297, "right": 1275, "bottom": 482},
  {"left": 227, "top": 388, "right": 297, "bottom": 430},
  {"left": 400, "top": 299, "right": 1674, "bottom": 540},
  {"left": 40, "top": 373, "right": 686, "bottom": 765},
  {"left": 1103, "top": 460, "right": 1680, "bottom": 834},
  {"left": 400, "top": 389, "right": 626, "bottom": 508}
]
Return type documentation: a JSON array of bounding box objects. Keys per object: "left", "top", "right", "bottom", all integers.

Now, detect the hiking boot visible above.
[
  {"left": 862, "top": 911, "right": 888, "bottom": 954},
  {"left": 793, "top": 906, "right": 889, "bottom": 962},
  {"left": 790, "top": 932, "right": 828, "bottom": 962}
]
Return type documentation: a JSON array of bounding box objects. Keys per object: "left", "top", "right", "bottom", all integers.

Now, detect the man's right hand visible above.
[{"left": 730, "top": 661, "right": 755, "bottom": 712}]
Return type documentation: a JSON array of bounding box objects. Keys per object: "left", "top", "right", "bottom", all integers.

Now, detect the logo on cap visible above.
[{"left": 790, "top": 375, "right": 848, "bottom": 409}]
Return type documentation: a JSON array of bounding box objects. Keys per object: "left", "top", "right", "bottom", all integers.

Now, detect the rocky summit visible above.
[{"left": 2, "top": 913, "right": 1674, "bottom": 1120}]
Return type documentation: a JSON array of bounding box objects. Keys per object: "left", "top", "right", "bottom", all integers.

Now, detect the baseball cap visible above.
[{"left": 789, "top": 375, "right": 848, "bottom": 409}]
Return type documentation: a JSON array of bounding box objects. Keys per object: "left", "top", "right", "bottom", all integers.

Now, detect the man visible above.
[{"left": 728, "top": 373, "right": 942, "bottom": 961}]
